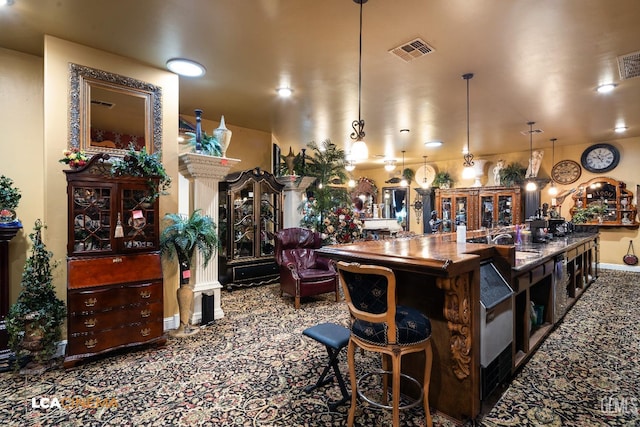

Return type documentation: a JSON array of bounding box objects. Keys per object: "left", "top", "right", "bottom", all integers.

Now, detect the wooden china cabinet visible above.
[
  {"left": 63, "top": 154, "right": 165, "bottom": 367},
  {"left": 218, "top": 168, "right": 284, "bottom": 290},
  {"left": 435, "top": 186, "right": 522, "bottom": 231}
]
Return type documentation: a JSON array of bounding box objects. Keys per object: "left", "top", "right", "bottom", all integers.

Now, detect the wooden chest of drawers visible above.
[{"left": 64, "top": 254, "right": 165, "bottom": 367}]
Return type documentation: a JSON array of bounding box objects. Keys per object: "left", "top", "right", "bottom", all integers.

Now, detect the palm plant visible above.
[{"left": 159, "top": 210, "right": 218, "bottom": 280}]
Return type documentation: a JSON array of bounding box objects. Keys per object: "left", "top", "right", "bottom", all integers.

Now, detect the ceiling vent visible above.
[
  {"left": 618, "top": 50, "right": 640, "bottom": 80},
  {"left": 389, "top": 38, "right": 435, "bottom": 63},
  {"left": 520, "top": 128, "right": 544, "bottom": 136},
  {"left": 91, "top": 100, "right": 115, "bottom": 109}
]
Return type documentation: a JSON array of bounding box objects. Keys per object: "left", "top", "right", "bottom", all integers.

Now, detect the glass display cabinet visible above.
[
  {"left": 479, "top": 187, "right": 522, "bottom": 229},
  {"left": 219, "top": 168, "right": 284, "bottom": 290},
  {"left": 63, "top": 153, "right": 164, "bottom": 367},
  {"left": 435, "top": 188, "right": 478, "bottom": 232}
]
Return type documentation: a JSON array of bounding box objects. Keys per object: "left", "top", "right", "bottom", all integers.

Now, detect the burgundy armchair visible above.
[{"left": 275, "top": 227, "right": 339, "bottom": 309}]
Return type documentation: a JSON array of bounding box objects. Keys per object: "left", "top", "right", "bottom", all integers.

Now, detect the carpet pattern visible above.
[{"left": 0, "top": 270, "right": 638, "bottom": 426}]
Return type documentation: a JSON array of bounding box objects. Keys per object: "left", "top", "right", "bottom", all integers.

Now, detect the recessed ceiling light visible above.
[
  {"left": 424, "top": 140, "right": 443, "bottom": 148},
  {"left": 614, "top": 125, "right": 628, "bottom": 133},
  {"left": 276, "top": 87, "right": 293, "bottom": 97},
  {"left": 0, "top": 0, "right": 15, "bottom": 6},
  {"left": 399, "top": 129, "right": 410, "bottom": 133},
  {"left": 596, "top": 83, "right": 617, "bottom": 93},
  {"left": 166, "top": 58, "right": 206, "bottom": 77}
]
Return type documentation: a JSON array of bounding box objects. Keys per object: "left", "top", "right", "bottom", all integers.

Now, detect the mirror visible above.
[
  {"left": 69, "top": 63, "right": 162, "bottom": 156},
  {"left": 382, "top": 187, "right": 409, "bottom": 229},
  {"left": 349, "top": 177, "right": 377, "bottom": 218}
]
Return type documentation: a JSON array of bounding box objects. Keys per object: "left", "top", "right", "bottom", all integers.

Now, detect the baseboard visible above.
[{"left": 599, "top": 263, "right": 640, "bottom": 273}]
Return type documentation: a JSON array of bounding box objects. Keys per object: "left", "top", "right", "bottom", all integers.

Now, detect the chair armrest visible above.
[{"left": 315, "top": 257, "right": 335, "bottom": 272}]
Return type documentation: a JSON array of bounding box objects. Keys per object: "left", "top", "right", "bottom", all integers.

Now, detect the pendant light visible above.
[
  {"left": 525, "top": 121, "right": 538, "bottom": 192},
  {"left": 400, "top": 150, "right": 408, "bottom": 187},
  {"left": 548, "top": 138, "right": 558, "bottom": 196},
  {"left": 462, "top": 73, "right": 475, "bottom": 179},
  {"left": 384, "top": 160, "right": 396, "bottom": 172},
  {"left": 345, "top": 160, "right": 356, "bottom": 172},
  {"left": 349, "top": 0, "right": 369, "bottom": 161}
]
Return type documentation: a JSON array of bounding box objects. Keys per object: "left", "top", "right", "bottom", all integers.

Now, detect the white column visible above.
[
  {"left": 276, "top": 175, "right": 316, "bottom": 229},
  {"left": 178, "top": 153, "right": 241, "bottom": 323}
]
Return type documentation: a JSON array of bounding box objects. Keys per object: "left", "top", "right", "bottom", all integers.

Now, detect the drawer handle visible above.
[
  {"left": 85, "top": 339, "right": 98, "bottom": 349},
  {"left": 112, "top": 257, "right": 123, "bottom": 263},
  {"left": 84, "top": 297, "right": 97, "bottom": 307},
  {"left": 84, "top": 318, "right": 97, "bottom": 328},
  {"left": 140, "top": 291, "right": 151, "bottom": 299},
  {"left": 140, "top": 309, "right": 151, "bottom": 318},
  {"left": 140, "top": 328, "right": 151, "bottom": 337}
]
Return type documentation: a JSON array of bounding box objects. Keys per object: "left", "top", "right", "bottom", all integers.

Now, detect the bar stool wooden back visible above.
[{"left": 337, "top": 261, "right": 433, "bottom": 427}]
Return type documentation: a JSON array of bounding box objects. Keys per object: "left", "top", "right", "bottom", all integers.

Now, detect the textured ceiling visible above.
[{"left": 1, "top": 0, "right": 639, "bottom": 168}]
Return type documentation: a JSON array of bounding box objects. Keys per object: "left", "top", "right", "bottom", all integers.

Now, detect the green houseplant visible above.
[
  {"left": 572, "top": 203, "right": 607, "bottom": 224},
  {"left": 499, "top": 162, "right": 526, "bottom": 187},
  {"left": 0, "top": 175, "right": 22, "bottom": 223},
  {"left": 110, "top": 144, "right": 172, "bottom": 202},
  {"left": 433, "top": 171, "right": 453, "bottom": 189},
  {"left": 160, "top": 210, "right": 218, "bottom": 337},
  {"left": 6, "top": 220, "right": 66, "bottom": 369}
]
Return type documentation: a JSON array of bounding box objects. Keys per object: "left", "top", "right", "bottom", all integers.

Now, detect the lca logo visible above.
[{"left": 31, "top": 396, "right": 118, "bottom": 410}]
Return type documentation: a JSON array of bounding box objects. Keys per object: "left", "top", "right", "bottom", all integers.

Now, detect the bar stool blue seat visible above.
[{"left": 302, "top": 322, "right": 351, "bottom": 410}]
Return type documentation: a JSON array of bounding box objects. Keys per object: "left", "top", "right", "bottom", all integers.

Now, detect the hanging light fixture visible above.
[
  {"left": 400, "top": 150, "right": 408, "bottom": 187},
  {"left": 345, "top": 160, "right": 356, "bottom": 172},
  {"left": 525, "top": 121, "right": 538, "bottom": 192},
  {"left": 384, "top": 160, "right": 396, "bottom": 172},
  {"left": 349, "top": 0, "right": 369, "bottom": 161},
  {"left": 548, "top": 138, "right": 558, "bottom": 196},
  {"left": 462, "top": 73, "right": 475, "bottom": 179}
]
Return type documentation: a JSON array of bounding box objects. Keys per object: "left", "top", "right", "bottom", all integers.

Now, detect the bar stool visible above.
[
  {"left": 337, "top": 261, "right": 433, "bottom": 427},
  {"left": 302, "top": 322, "right": 351, "bottom": 410}
]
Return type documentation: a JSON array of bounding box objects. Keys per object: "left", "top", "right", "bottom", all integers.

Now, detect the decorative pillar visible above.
[
  {"left": 178, "top": 153, "right": 240, "bottom": 324},
  {"left": 0, "top": 223, "right": 22, "bottom": 358},
  {"left": 276, "top": 175, "right": 316, "bottom": 229}
]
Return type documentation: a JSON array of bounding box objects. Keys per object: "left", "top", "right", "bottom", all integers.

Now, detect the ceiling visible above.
[{"left": 2, "top": 0, "right": 640, "bottom": 169}]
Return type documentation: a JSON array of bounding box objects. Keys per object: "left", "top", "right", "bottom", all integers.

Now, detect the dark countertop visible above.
[{"left": 510, "top": 232, "right": 598, "bottom": 271}]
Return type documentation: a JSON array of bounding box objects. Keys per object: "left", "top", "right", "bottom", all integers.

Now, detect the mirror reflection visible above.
[
  {"left": 69, "top": 63, "right": 162, "bottom": 156},
  {"left": 382, "top": 187, "right": 409, "bottom": 229}
]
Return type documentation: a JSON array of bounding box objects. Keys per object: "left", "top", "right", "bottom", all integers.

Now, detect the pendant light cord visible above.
[
  {"left": 462, "top": 73, "right": 474, "bottom": 167},
  {"left": 358, "top": 0, "right": 363, "bottom": 124}
]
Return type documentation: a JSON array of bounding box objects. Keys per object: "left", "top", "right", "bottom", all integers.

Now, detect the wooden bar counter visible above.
[
  {"left": 318, "top": 232, "right": 599, "bottom": 422},
  {"left": 318, "top": 237, "right": 493, "bottom": 421}
]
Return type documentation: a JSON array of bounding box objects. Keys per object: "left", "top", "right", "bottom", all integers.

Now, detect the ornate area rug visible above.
[{"left": 0, "top": 269, "right": 638, "bottom": 426}]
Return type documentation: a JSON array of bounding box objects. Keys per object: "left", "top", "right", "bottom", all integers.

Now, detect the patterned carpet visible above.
[{"left": 0, "top": 269, "right": 638, "bottom": 426}]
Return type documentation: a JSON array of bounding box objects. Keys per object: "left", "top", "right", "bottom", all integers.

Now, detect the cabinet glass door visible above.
[
  {"left": 455, "top": 196, "right": 468, "bottom": 228},
  {"left": 259, "top": 182, "right": 279, "bottom": 257},
  {"left": 233, "top": 181, "right": 255, "bottom": 258},
  {"left": 497, "top": 195, "right": 513, "bottom": 226},
  {"left": 120, "top": 184, "right": 158, "bottom": 251},
  {"left": 480, "top": 196, "right": 494, "bottom": 229},
  {"left": 71, "top": 185, "right": 112, "bottom": 253},
  {"left": 441, "top": 197, "right": 452, "bottom": 232}
]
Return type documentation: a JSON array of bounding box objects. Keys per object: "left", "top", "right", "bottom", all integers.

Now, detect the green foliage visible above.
[
  {"left": 7, "top": 220, "right": 66, "bottom": 365},
  {"left": 185, "top": 131, "right": 222, "bottom": 156},
  {"left": 0, "top": 175, "right": 21, "bottom": 209},
  {"left": 499, "top": 162, "right": 526, "bottom": 187},
  {"left": 159, "top": 210, "right": 218, "bottom": 272},
  {"left": 402, "top": 168, "right": 415, "bottom": 182},
  {"left": 279, "top": 147, "right": 306, "bottom": 176},
  {"left": 433, "top": 171, "right": 453, "bottom": 187},
  {"left": 110, "top": 144, "right": 172, "bottom": 202},
  {"left": 298, "top": 139, "right": 351, "bottom": 231},
  {"left": 571, "top": 203, "right": 607, "bottom": 224}
]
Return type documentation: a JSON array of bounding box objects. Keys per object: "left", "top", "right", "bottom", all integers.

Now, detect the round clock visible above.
[
  {"left": 551, "top": 160, "right": 582, "bottom": 185},
  {"left": 414, "top": 164, "right": 436, "bottom": 188},
  {"left": 580, "top": 143, "right": 620, "bottom": 173}
]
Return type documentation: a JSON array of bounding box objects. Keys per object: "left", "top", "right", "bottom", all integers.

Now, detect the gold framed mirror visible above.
[{"left": 69, "top": 63, "right": 162, "bottom": 157}]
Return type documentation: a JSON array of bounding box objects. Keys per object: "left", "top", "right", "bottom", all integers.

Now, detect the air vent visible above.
[
  {"left": 91, "top": 100, "right": 115, "bottom": 108},
  {"left": 520, "top": 128, "right": 544, "bottom": 136},
  {"left": 389, "top": 38, "right": 435, "bottom": 63},
  {"left": 618, "top": 50, "right": 640, "bottom": 80}
]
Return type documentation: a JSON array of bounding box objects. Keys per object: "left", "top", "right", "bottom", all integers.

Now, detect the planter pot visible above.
[{"left": 0, "top": 208, "right": 17, "bottom": 224}]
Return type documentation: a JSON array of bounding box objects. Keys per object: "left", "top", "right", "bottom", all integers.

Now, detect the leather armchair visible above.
[{"left": 275, "top": 227, "right": 339, "bottom": 309}]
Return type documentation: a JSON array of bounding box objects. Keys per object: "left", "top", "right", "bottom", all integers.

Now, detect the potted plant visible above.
[
  {"left": 58, "top": 148, "right": 89, "bottom": 169},
  {"left": 159, "top": 210, "right": 218, "bottom": 337},
  {"left": 572, "top": 203, "right": 607, "bottom": 224},
  {"left": 0, "top": 175, "right": 22, "bottom": 224},
  {"left": 499, "top": 162, "right": 526, "bottom": 187},
  {"left": 6, "top": 220, "right": 66, "bottom": 370},
  {"left": 185, "top": 130, "right": 221, "bottom": 156},
  {"left": 110, "top": 144, "right": 172, "bottom": 202},
  {"left": 433, "top": 171, "right": 453, "bottom": 189}
]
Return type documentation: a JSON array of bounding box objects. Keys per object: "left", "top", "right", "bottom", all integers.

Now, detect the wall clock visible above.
[
  {"left": 414, "top": 164, "right": 436, "bottom": 188},
  {"left": 580, "top": 143, "right": 620, "bottom": 173},
  {"left": 551, "top": 160, "right": 582, "bottom": 185}
]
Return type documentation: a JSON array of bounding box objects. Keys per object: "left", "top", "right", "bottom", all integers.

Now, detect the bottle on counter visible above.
[{"left": 457, "top": 224, "right": 467, "bottom": 243}]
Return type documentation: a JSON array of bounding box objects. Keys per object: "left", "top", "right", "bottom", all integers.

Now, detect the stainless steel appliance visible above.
[{"left": 479, "top": 261, "right": 514, "bottom": 400}]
